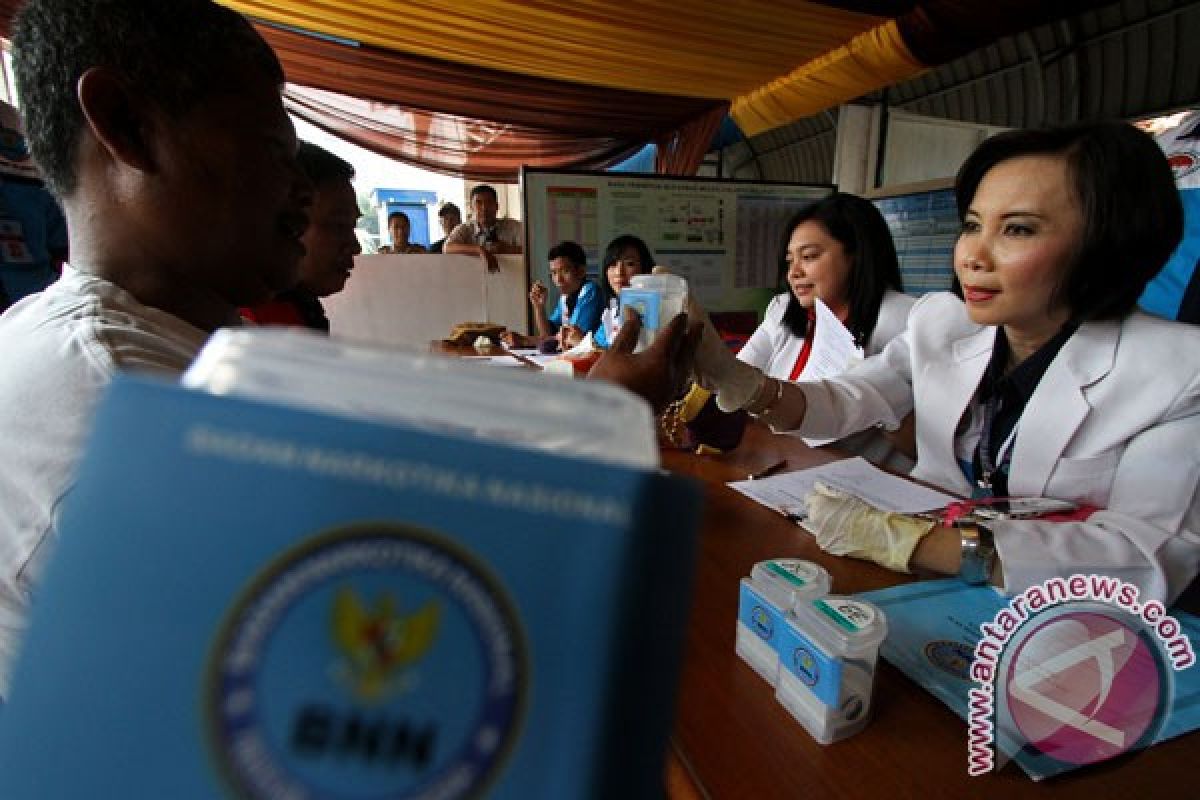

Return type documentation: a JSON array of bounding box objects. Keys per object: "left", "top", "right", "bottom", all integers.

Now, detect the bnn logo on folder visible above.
[{"left": 0, "top": 353, "right": 700, "bottom": 799}]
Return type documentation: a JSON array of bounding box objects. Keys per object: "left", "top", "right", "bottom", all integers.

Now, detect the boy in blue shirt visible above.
[{"left": 504, "top": 240, "right": 602, "bottom": 349}]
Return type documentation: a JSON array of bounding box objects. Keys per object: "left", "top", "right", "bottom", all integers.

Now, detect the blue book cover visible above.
[
  {"left": 859, "top": 580, "right": 1200, "bottom": 780},
  {"left": 0, "top": 377, "right": 701, "bottom": 799}
]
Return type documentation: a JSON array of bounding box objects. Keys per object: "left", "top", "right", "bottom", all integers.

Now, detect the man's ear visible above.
[{"left": 76, "top": 66, "right": 158, "bottom": 174}]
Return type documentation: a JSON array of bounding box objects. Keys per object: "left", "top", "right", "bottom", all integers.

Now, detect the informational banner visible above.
[
  {"left": 521, "top": 168, "right": 832, "bottom": 311},
  {"left": 872, "top": 185, "right": 959, "bottom": 295}
]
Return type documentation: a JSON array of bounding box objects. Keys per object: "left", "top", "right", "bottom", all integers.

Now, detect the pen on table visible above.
[{"left": 747, "top": 459, "right": 787, "bottom": 480}]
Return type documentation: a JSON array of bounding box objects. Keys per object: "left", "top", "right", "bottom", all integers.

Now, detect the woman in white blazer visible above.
[
  {"left": 738, "top": 192, "right": 914, "bottom": 370},
  {"left": 694, "top": 121, "right": 1200, "bottom": 604},
  {"left": 684, "top": 193, "right": 915, "bottom": 462},
  {"left": 739, "top": 287, "right": 912, "bottom": 374}
]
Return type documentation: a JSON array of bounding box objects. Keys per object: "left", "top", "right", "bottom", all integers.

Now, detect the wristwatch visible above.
[{"left": 957, "top": 522, "right": 997, "bottom": 585}]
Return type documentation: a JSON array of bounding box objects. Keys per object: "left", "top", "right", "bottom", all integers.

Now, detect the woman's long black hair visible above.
[
  {"left": 778, "top": 193, "right": 903, "bottom": 348},
  {"left": 598, "top": 234, "right": 655, "bottom": 306}
]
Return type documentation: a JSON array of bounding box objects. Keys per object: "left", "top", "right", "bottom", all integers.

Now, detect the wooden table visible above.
[
  {"left": 429, "top": 339, "right": 546, "bottom": 369},
  {"left": 424, "top": 343, "right": 1197, "bottom": 795},
  {"left": 662, "top": 421, "right": 1198, "bottom": 799}
]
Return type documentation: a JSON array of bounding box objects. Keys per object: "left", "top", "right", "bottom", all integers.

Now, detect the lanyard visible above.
[{"left": 975, "top": 393, "right": 1019, "bottom": 492}]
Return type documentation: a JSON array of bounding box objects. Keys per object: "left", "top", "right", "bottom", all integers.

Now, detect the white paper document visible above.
[
  {"left": 461, "top": 354, "right": 529, "bottom": 368},
  {"left": 795, "top": 298, "right": 866, "bottom": 447},
  {"left": 527, "top": 353, "right": 563, "bottom": 368},
  {"left": 800, "top": 297, "right": 864, "bottom": 382},
  {"left": 728, "top": 456, "right": 956, "bottom": 522},
  {"left": 502, "top": 348, "right": 559, "bottom": 368}
]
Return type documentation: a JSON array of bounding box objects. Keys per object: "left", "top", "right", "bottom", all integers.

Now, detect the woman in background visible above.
[
  {"left": 740, "top": 194, "right": 912, "bottom": 376},
  {"left": 680, "top": 194, "right": 915, "bottom": 461},
  {"left": 378, "top": 211, "right": 426, "bottom": 254},
  {"left": 561, "top": 234, "right": 655, "bottom": 350}
]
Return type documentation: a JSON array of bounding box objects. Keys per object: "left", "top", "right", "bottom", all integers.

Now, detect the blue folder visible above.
[
  {"left": 859, "top": 579, "right": 1200, "bottom": 780},
  {"left": 0, "top": 377, "right": 701, "bottom": 799}
]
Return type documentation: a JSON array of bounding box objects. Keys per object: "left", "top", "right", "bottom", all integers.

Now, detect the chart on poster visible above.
[{"left": 522, "top": 168, "right": 832, "bottom": 312}]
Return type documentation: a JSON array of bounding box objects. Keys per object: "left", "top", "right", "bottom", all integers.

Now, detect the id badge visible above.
[{"left": 970, "top": 497, "right": 1080, "bottom": 520}]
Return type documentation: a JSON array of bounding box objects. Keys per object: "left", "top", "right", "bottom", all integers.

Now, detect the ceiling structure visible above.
[{"left": 728, "top": 0, "right": 1200, "bottom": 184}]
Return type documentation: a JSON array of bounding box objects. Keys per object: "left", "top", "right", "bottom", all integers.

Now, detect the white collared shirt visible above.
[{"left": 0, "top": 266, "right": 209, "bottom": 698}]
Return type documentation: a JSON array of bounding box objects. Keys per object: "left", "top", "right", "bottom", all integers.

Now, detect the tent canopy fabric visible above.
[
  {"left": 222, "top": 0, "right": 895, "bottom": 101},
  {"left": 0, "top": 1, "right": 1113, "bottom": 179},
  {"left": 223, "top": 0, "right": 1108, "bottom": 136},
  {"left": 226, "top": 0, "right": 1110, "bottom": 177},
  {"left": 260, "top": 21, "right": 728, "bottom": 180},
  {"left": 284, "top": 85, "right": 646, "bottom": 183}
]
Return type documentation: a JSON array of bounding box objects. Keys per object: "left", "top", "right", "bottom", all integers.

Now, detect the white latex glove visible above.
[
  {"left": 803, "top": 482, "right": 935, "bottom": 573},
  {"left": 652, "top": 266, "right": 765, "bottom": 412}
]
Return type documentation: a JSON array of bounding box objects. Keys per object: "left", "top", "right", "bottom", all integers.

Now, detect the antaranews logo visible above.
[{"left": 966, "top": 575, "right": 1194, "bottom": 776}]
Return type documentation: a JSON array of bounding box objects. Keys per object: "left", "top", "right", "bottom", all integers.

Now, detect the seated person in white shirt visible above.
[
  {"left": 691, "top": 121, "right": 1200, "bottom": 605},
  {"left": 443, "top": 184, "right": 523, "bottom": 273},
  {"left": 0, "top": 0, "right": 314, "bottom": 700}
]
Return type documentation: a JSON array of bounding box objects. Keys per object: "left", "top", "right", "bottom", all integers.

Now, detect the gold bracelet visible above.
[
  {"left": 658, "top": 396, "right": 688, "bottom": 448},
  {"left": 747, "top": 377, "right": 784, "bottom": 417}
]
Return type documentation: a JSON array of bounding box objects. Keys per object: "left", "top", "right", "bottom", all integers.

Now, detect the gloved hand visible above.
[
  {"left": 652, "top": 266, "right": 765, "bottom": 412},
  {"left": 803, "top": 482, "right": 935, "bottom": 573}
]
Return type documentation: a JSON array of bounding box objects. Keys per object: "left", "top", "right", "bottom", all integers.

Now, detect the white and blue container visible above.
[
  {"left": 735, "top": 559, "right": 832, "bottom": 686},
  {"left": 775, "top": 595, "right": 888, "bottom": 744},
  {"left": 619, "top": 273, "right": 688, "bottom": 352}
]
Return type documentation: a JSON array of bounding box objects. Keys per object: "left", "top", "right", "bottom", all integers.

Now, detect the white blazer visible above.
[
  {"left": 739, "top": 289, "right": 916, "bottom": 469},
  {"left": 737, "top": 288, "right": 915, "bottom": 375},
  {"left": 797, "top": 291, "right": 1200, "bottom": 604}
]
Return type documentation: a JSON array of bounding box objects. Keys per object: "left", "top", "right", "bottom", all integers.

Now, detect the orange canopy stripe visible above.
[
  {"left": 732, "top": 19, "right": 924, "bottom": 135},
  {"left": 217, "top": 0, "right": 889, "bottom": 100}
]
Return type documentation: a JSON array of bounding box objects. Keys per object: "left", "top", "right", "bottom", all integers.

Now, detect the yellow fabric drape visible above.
[
  {"left": 731, "top": 20, "right": 925, "bottom": 136},
  {"left": 218, "top": 0, "right": 886, "bottom": 100}
]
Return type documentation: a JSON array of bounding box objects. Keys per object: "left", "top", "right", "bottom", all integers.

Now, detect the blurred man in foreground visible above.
[{"left": 0, "top": 0, "right": 313, "bottom": 699}]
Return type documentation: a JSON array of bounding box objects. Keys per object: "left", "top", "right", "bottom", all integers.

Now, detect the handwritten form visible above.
[{"left": 729, "top": 456, "right": 955, "bottom": 522}]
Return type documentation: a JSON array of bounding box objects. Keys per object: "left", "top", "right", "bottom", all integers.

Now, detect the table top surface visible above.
[
  {"left": 662, "top": 421, "right": 1198, "bottom": 799},
  {"left": 425, "top": 342, "right": 1198, "bottom": 796}
]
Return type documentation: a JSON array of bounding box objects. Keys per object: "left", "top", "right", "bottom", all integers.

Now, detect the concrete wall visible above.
[{"left": 830, "top": 106, "right": 1008, "bottom": 194}]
